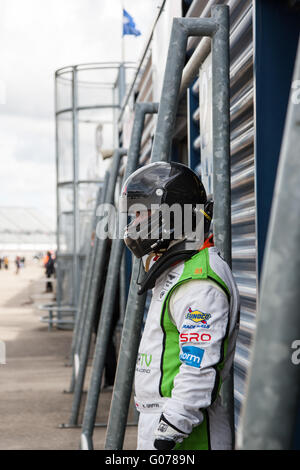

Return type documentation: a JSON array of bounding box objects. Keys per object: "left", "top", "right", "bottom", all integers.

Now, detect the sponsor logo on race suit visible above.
[
  {"left": 185, "top": 307, "right": 211, "bottom": 328},
  {"left": 179, "top": 345, "right": 205, "bottom": 368},
  {"left": 135, "top": 401, "right": 160, "bottom": 410},
  {"left": 159, "top": 273, "right": 178, "bottom": 300},
  {"left": 182, "top": 323, "right": 210, "bottom": 330},
  {"left": 136, "top": 353, "right": 153, "bottom": 374},
  {"left": 180, "top": 332, "right": 211, "bottom": 343}
]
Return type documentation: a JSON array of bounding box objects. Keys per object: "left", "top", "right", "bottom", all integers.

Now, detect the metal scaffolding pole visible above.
[
  {"left": 61, "top": 148, "right": 127, "bottom": 428},
  {"left": 80, "top": 102, "right": 159, "bottom": 450},
  {"left": 210, "top": 6, "right": 233, "bottom": 441},
  {"left": 104, "top": 257, "right": 146, "bottom": 450},
  {"left": 119, "top": 250, "right": 127, "bottom": 322},
  {"left": 238, "top": 40, "right": 300, "bottom": 450},
  {"left": 150, "top": 17, "right": 217, "bottom": 163},
  {"left": 54, "top": 80, "right": 61, "bottom": 308},
  {"left": 105, "top": 5, "right": 231, "bottom": 450},
  {"left": 56, "top": 63, "right": 129, "bottom": 318},
  {"left": 65, "top": 178, "right": 108, "bottom": 392},
  {"left": 72, "top": 67, "right": 80, "bottom": 309}
]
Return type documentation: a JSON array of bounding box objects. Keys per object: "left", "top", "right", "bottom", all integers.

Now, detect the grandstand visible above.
[{"left": 0, "top": 207, "right": 56, "bottom": 253}]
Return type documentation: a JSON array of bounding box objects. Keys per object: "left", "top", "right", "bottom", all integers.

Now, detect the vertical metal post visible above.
[
  {"left": 211, "top": 6, "right": 231, "bottom": 266},
  {"left": 211, "top": 5, "right": 234, "bottom": 444},
  {"left": 105, "top": 7, "right": 231, "bottom": 450},
  {"left": 104, "top": 258, "right": 147, "bottom": 450},
  {"left": 80, "top": 102, "right": 159, "bottom": 450},
  {"left": 64, "top": 253, "right": 88, "bottom": 365},
  {"left": 54, "top": 72, "right": 62, "bottom": 307},
  {"left": 66, "top": 180, "right": 107, "bottom": 392},
  {"left": 238, "top": 41, "right": 300, "bottom": 450},
  {"left": 72, "top": 67, "right": 80, "bottom": 308},
  {"left": 118, "top": 63, "right": 126, "bottom": 108},
  {"left": 71, "top": 179, "right": 108, "bottom": 361},
  {"left": 119, "top": 250, "right": 127, "bottom": 322},
  {"left": 61, "top": 148, "right": 127, "bottom": 427}
]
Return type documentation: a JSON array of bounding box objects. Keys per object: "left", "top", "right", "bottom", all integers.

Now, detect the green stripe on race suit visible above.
[
  {"left": 174, "top": 410, "right": 210, "bottom": 450},
  {"left": 159, "top": 248, "right": 230, "bottom": 398},
  {"left": 159, "top": 249, "right": 231, "bottom": 449}
]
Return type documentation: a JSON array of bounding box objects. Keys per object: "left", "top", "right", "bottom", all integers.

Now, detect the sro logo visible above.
[{"left": 180, "top": 332, "right": 211, "bottom": 343}]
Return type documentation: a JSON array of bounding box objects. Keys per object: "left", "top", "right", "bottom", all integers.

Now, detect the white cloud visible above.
[
  {"left": 0, "top": 114, "right": 56, "bottom": 226},
  {"left": 0, "top": 0, "right": 160, "bottom": 227}
]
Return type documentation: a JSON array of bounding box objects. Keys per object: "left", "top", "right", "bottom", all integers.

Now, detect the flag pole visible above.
[{"left": 119, "top": 0, "right": 126, "bottom": 107}]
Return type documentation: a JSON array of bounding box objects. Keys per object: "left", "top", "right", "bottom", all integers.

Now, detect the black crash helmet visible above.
[{"left": 120, "top": 161, "right": 213, "bottom": 258}]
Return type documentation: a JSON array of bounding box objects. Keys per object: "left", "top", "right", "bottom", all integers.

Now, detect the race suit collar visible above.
[{"left": 138, "top": 235, "right": 214, "bottom": 295}]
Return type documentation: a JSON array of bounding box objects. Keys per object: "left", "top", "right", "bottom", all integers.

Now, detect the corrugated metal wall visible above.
[
  {"left": 229, "top": 2, "right": 255, "bottom": 426},
  {"left": 130, "top": 51, "right": 155, "bottom": 164},
  {"left": 186, "top": 0, "right": 255, "bottom": 427},
  {"left": 137, "top": 53, "right": 155, "bottom": 164},
  {"left": 122, "top": 0, "right": 256, "bottom": 428}
]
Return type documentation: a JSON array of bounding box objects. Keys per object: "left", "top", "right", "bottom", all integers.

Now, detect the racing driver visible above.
[{"left": 120, "top": 161, "right": 240, "bottom": 450}]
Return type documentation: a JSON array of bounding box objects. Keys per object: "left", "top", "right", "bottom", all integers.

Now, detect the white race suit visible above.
[{"left": 135, "top": 246, "right": 240, "bottom": 450}]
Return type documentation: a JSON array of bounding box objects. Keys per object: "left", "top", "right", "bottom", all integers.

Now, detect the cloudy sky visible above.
[{"left": 0, "top": 0, "right": 159, "bottom": 227}]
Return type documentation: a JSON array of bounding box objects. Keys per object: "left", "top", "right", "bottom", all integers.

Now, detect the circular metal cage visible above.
[{"left": 55, "top": 62, "right": 135, "bottom": 309}]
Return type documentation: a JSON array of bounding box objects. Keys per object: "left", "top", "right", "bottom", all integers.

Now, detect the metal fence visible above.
[
  {"left": 52, "top": 1, "right": 300, "bottom": 451},
  {"left": 55, "top": 62, "right": 135, "bottom": 325},
  {"left": 104, "top": 5, "right": 232, "bottom": 450},
  {"left": 55, "top": 5, "right": 233, "bottom": 450}
]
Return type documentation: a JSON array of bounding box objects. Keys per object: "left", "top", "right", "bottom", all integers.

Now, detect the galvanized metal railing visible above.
[
  {"left": 60, "top": 148, "right": 127, "bottom": 428},
  {"left": 104, "top": 5, "right": 231, "bottom": 450},
  {"left": 64, "top": 177, "right": 108, "bottom": 392}
]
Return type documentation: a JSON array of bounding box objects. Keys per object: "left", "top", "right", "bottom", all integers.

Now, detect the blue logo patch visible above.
[{"left": 179, "top": 346, "right": 204, "bottom": 368}]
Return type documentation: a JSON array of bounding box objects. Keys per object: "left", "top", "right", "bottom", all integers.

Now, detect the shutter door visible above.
[{"left": 186, "top": 0, "right": 255, "bottom": 427}]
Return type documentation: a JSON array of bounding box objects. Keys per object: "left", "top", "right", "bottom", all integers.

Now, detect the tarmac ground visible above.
[{"left": 0, "top": 258, "right": 137, "bottom": 450}]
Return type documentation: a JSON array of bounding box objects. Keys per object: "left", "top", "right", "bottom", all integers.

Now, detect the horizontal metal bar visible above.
[
  {"left": 57, "top": 180, "right": 103, "bottom": 187},
  {"left": 60, "top": 422, "right": 137, "bottom": 429},
  {"left": 56, "top": 104, "right": 119, "bottom": 116},
  {"left": 38, "top": 305, "right": 77, "bottom": 312},
  {"left": 176, "top": 17, "right": 217, "bottom": 36},
  {"left": 55, "top": 61, "right": 136, "bottom": 76},
  {"left": 180, "top": 37, "right": 212, "bottom": 98}
]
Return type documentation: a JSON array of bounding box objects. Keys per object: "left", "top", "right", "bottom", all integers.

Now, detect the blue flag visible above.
[{"left": 123, "top": 9, "right": 141, "bottom": 37}]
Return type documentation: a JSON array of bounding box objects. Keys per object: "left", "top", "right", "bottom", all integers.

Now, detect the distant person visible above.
[
  {"left": 44, "top": 251, "right": 55, "bottom": 293},
  {"left": 4, "top": 257, "right": 9, "bottom": 270},
  {"left": 0, "top": 257, "right": 2, "bottom": 270},
  {"left": 15, "top": 256, "right": 21, "bottom": 274}
]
